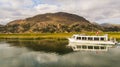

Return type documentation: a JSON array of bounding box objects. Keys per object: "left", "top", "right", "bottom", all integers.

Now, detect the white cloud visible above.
[
  {"left": 34, "top": 4, "right": 59, "bottom": 14},
  {"left": 0, "top": 0, "right": 60, "bottom": 25},
  {"left": 0, "top": 0, "right": 33, "bottom": 8},
  {"left": 0, "top": 0, "right": 120, "bottom": 25},
  {"left": 0, "top": 0, "right": 34, "bottom": 25},
  {"left": 58, "top": 0, "right": 120, "bottom": 22},
  {"left": 0, "top": 18, "right": 13, "bottom": 25},
  {"left": 96, "top": 18, "right": 120, "bottom": 24}
]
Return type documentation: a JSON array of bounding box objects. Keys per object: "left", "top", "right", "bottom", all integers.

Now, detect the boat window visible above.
[
  {"left": 77, "top": 46, "right": 81, "bottom": 48},
  {"left": 101, "top": 44, "right": 105, "bottom": 45},
  {"left": 82, "top": 37, "right": 87, "bottom": 40},
  {"left": 94, "top": 37, "right": 99, "bottom": 41},
  {"left": 100, "top": 46, "right": 106, "bottom": 49},
  {"left": 94, "top": 46, "right": 99, "bottom": 49},
  {"left": 82, "top": 45, "right": 87, "bottom": 49},
  {"left": 100, "top": 38, "right": 105, "bottom": 40},
  {"left": 77, "top": 37, "right": 81, "bottom": 40},
  {"left": 88, "top": 37, "right": 93, "bottom": 40},
  {"left": 88, "top": 46, "right": 93, "bottom": 49},
  {"left": 76, "top": 37, "right": 79, "bottom": 39}
]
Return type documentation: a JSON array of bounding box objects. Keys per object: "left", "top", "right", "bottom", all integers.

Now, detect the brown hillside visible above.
[{"left": 4, "top": 12, "right": 102, "bottom": 33}]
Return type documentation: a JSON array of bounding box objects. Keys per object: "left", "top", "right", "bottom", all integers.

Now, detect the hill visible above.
[
  {"left": 1, "top": 12, "right": 103, "bottom": 33},
  {"left": 100, "top": 23, "right": 120, "bottom": 32},
  {"left": 0, "top": 24, "right": 5, "bottom": 33}
]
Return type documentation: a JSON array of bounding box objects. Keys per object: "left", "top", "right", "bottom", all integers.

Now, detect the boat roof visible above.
[{"left": 73, "top": 34, "right": 108, "bottom": 37}]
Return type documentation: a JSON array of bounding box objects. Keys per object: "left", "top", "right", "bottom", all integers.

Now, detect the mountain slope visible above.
[
  {"left": 3, "top": 12, "right": 103, "bottom": 33},
  {"left": 0, "top": 25, "right": 5, "bottom": 33},
  {"left": 100, "top": 23, "right": 120, "bottom": 32}
]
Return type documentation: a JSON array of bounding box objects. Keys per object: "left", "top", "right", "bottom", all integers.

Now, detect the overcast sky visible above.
[{"left": 0, "top": 0, "right": 120, "bottom": 25}]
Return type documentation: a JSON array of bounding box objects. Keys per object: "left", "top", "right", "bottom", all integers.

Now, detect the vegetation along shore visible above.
[{"left": 0, "top": 32, "right": 120, "bottom": 41}]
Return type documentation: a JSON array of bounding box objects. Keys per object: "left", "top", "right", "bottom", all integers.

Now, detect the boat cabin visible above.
[
  {"left": 68, "top": 34, "right": 117, "bottom": 51},
  {"left": 72, "top": 34, "right": 108, "bottom": 41}
]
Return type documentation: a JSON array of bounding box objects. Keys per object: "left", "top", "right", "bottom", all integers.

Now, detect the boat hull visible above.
[{"left": 67, "top": 34, "right": 117, "bottom": 51}]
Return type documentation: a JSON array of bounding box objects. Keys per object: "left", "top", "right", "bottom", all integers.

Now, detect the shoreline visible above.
[{"left": 0, "top": 32, "right": 120, "bottom": 41}]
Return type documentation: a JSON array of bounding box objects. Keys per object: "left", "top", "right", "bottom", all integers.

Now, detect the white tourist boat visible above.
[{"left": 68, "top": 34, "right": 117, "bottom": 51}]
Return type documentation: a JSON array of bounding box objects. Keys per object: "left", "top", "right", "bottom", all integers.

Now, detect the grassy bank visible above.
[
  {"left": 0, "top": 33, "right": 72, "bottom": 39},
  {"left": 0, "top": 32, "right": 120, "bottom": 39}
]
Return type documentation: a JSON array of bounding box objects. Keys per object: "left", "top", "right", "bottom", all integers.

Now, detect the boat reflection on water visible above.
[{"left": 68, "top": 34, "right": 118, "bottom": 52}]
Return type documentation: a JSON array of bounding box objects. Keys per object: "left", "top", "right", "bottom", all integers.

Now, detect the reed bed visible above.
[{"left": 0, "top": 32, "right": 120, "bottom": 40}]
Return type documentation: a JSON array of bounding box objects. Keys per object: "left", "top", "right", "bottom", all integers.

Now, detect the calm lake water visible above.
[{"left": 0, "top": 39, "right": 120, "bottom": 67}]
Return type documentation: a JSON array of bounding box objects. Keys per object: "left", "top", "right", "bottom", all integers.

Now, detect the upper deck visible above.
[{"left": 71, "top": 34, "right": 109, "bottom": 41}]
